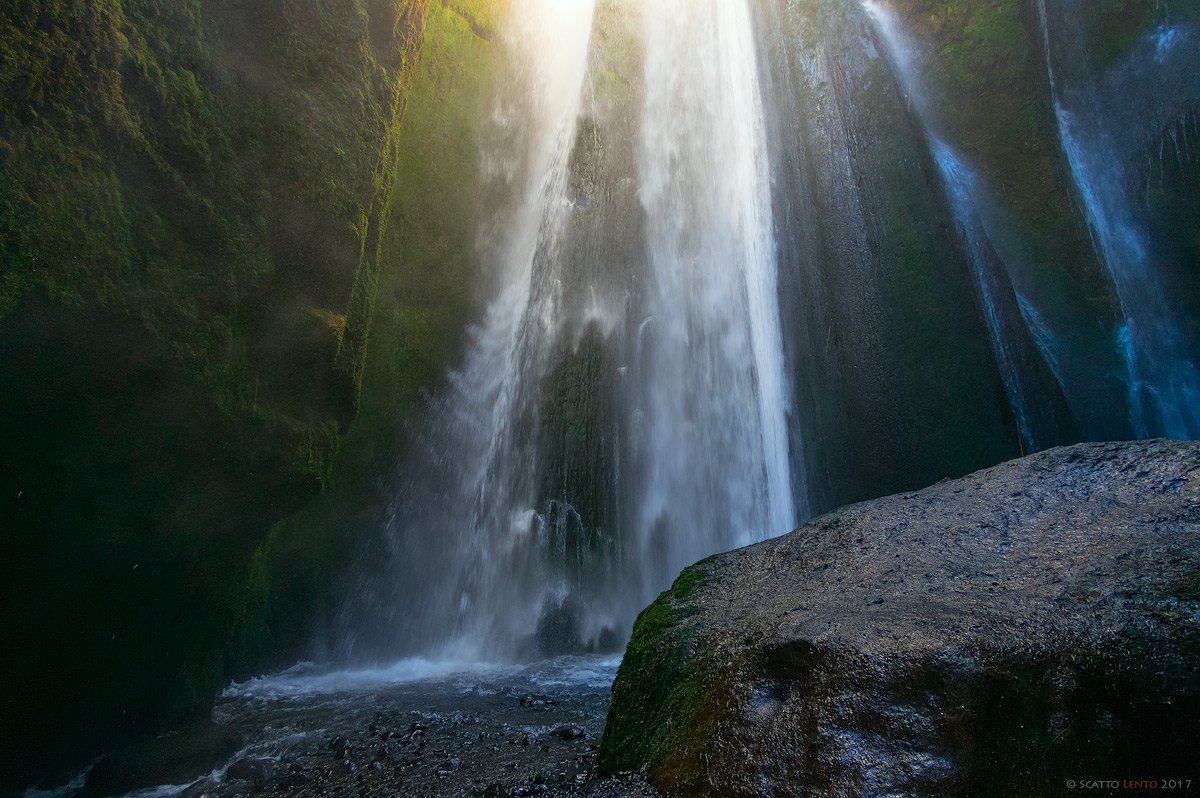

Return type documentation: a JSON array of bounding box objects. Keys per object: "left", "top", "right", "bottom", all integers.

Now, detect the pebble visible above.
[{"left": 518, "top": 694, "right": 557, "bottom": 708}]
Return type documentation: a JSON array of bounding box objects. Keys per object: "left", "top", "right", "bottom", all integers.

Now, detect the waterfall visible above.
[
  {"left": 931, "top": 142, "right": 1041, "bottom": 452},
  {"left": 862, "top": 0, "right": 1067, "bottom": 452},
  {"left": 629, "top": 0, "right": 799, "bottom": 599},
  {"left": 338, "top": 0, "right": 799, "bottom": 662},
  {"left": 337, "top": 0, "right": 598, "bottom": 662},
  {"left": 334, "top": 0, "right": 1200, "bottom": 669},
  {"left": 1036, "top": 0, "right": 1200, "bottom": 439}
]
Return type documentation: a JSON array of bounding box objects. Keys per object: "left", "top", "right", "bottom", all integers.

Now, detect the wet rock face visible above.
[{"left": 598, "top": 440, "right": 1200, "bottom": 797}]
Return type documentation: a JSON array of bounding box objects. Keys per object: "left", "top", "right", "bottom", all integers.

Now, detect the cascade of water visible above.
[
  {"left": 932, "top": 142, "right": 1040, "bottom": 451},
  {"left": 338, "top": 0, "right": 597, "bottom": 662},
  {"left": 862, "top": 0, "right": 1063, "bottom": 452},
  {"left": 629, "top": 0, "right": 800, "bottom": 599},
  {"left": 1036, "top": 0, "right": 1200, "bottom": 438},
  {"left": 340, "top": 0, "right": 803, "bottom": 662}
]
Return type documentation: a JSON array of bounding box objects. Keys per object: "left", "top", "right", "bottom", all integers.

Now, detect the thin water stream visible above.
[
  {"left": 862, "top": 0, "right": 1067, "bottom": 452},
  {"left": 1036, "top": 0, "right": 1200, "bottom": 438}
]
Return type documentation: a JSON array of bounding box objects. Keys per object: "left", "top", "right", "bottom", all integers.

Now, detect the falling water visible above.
[
  {"left": 862, "top": 0, "right": 1063, "bottom": 452},
  {"left": 1036, "top": 0, "right": 1200, "bottom": 438},
  {"left": 933, "top": 143, "right": 1041, "bottom": 451},
  {"left": 630, "top": 0, "right": 799, "bottom": 596},
  {"left": 338, "top": 0, "right": 598, "bottom": 662},
  {"left": 340, "top": 0, "right": 800, "bottom": 663}
]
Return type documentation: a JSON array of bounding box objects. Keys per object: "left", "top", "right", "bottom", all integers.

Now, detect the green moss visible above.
[
  {"left": 245, "top": 0, "right": 506, "bottom": 671},
  {"left": 348, "top": 0, "right": 501, "bottom": 469},
  {"left": 598, "top": 578, "right": 745, "bottom": 781},
  {"left": 600, "top": 595, "right": 768, "bottom": 787},
  {"left": 0, "top": 0, "right": 433, "bottom": 440},
  {"left": 673, "top": 565, "right": 707, "bottom": 601},
  {"left": 597, "top": 592, "right": 681, "bottom": 774},
  {"left": 0, "top": 0, "right": 434, "bottom": 785}
]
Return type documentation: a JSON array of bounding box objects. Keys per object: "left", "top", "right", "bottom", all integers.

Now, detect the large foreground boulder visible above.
[{"left": 598, "top": 441, "right": 1200, "bottom": 797}]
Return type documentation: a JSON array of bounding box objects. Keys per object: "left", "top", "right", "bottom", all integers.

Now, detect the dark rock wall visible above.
[
  {"left": 757, "top": 0, "right": 1024, "bottom": 512},
  {"left": 530, "top": 0, "right": 647, "bottom": 647},
  {"left": 869, "top": 0, "right": 1199, "bottom": 442},
  {"left": 753, "top": 0, "right": 1200, "bottom": 507},
  {"left": 0, "top": 0, "right": 430, "bottom": 786},
  {"left": 257, "top": 0, "right": 510, "bottom": 668},
  {"left": 879, "top": 0, "right": 1132, "bottom": 440}
]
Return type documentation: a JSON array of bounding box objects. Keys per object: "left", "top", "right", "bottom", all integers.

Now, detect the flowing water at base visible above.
[{"left": 30, "top": 658, "right": 649, "bottom": 798}]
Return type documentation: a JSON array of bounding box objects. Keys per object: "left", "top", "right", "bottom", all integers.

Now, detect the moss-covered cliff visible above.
[
  {"left": 238, "top": 0, "right": 510, "bottom": 670},
  {"left": 0, "top": 0, "right": 430, "bottom": 786}
]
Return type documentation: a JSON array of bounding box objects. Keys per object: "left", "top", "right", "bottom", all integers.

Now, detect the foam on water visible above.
[
  {"left": 22, "top": 775, "right": 197, "bottom": 798},
  {"left": 222, "top": 655, "right": 623, "bottom": 702},
  {"left": 20, "top": 772, "right": 87, "bottom": 798},
  {"left": 223, "top": 658, "right": 521, "bottom": 701},
  {"left": 525, "top": 655, "right": 623, "bottom": 689}
]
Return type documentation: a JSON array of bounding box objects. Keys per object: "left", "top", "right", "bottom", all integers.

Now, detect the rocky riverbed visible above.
[{"left": 33, "top": 659, "right": 658, "bottom": 798}]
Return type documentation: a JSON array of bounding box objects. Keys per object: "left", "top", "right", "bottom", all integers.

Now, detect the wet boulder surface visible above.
[{"left": 598, "top": 440, "right": 1200, "bottom": 797}]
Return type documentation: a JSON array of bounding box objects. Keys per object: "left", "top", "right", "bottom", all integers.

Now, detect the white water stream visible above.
[
  {"left": 344, "top": 0, "right": 799, "bottom": 663},
  {"left": 630, "top": 0, "right": 798, "bottom": 601}
]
